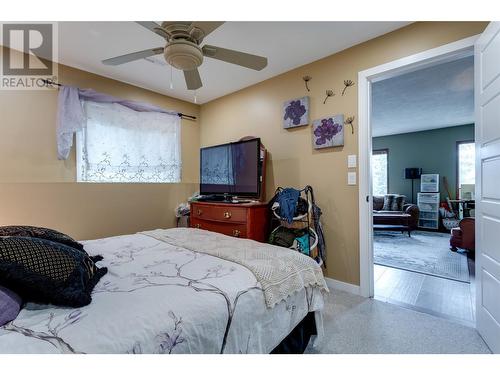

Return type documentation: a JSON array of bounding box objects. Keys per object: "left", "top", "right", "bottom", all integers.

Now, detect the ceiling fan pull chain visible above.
[{"left": 170, "top": 65, "right": 174, "bottom": 89}]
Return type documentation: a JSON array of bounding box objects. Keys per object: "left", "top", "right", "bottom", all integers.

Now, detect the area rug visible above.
[{"left": 373, "top": 231, "right": 470, "bottom": 283}]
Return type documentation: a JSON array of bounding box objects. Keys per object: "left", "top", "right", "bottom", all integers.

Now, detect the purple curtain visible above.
[{"left": 56, "top": 86, "right": 178, "bottom": 160}]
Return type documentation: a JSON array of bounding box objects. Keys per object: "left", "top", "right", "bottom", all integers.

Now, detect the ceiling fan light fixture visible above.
[
  {"left": 164, "top": 40, "right": 203, "bottom": 71},
  {"left": 106, "top": 22, "right": 267, "bottom": 90}
]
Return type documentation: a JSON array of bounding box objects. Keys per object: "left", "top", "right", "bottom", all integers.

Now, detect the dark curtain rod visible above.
[{"left": 39, "top": 79, "right": 197, "bottom": 121}]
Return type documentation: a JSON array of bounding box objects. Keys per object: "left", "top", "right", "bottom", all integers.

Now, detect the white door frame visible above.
[{"left": 358, "top": 35, "right": 480, "bottom": 298}]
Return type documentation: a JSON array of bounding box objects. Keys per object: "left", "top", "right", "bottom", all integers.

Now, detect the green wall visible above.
[{"left": 372, "top": 124, "right": 474, "bottom": 204}]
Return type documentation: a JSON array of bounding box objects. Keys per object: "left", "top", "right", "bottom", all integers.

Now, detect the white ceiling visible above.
[
  {"left": 57, "top": 21, "right": 409, "bottom": 104},
  {"left": 372, "top": 55, "right": 474, "bottom": 137}
]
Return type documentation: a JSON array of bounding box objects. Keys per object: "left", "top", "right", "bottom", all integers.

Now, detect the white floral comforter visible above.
[{"left": 0, "top": 229, "right": 326, "bottom": 353}]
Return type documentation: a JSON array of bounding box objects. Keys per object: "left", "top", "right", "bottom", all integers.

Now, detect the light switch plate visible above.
[
  {"left": 348, "top": 154, "right": 357, "bottom": 168},
  {"left": 348, "top": 171, "right": 357, "bottom": 185}
]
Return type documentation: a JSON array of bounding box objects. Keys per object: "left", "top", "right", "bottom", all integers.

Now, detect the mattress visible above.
[{"left": 0, "top": 230, "right": 326, "bottom": 353}]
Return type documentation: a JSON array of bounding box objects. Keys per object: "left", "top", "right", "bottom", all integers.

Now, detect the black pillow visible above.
[
  {"left": 0, "top": 237, "right": 107, "bottom": 307},
  {"left": 392, "top": 195, "right": 406, "bottom": 211},
  {"left": 0, "top": 225, "right": 103, "bottom": 263},
  {"left": 0, "top": 225, "right": 84, "bottom": 251},
  {"left": 382, "top": 194, "right": 396, "bottom": 211}
]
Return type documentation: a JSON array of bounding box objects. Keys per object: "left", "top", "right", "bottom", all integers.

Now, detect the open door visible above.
[{"left": 475, "top": 21, "right": 500, "bottom": 354}]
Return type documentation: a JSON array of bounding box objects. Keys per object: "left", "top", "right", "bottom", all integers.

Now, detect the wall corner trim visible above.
[{"left": 324, "top": 277, "right": 361, "bottom": 295}]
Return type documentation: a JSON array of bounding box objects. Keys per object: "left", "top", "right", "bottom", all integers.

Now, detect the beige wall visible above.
[
  {"left": 0, "top": 183, "right": 196, "bottom": 241},
  {"left": 0, "top": 49, "right": 200, "bottom": 240},
  {"left": 200, "top": 22, "right": 488, "bottom": 284}
]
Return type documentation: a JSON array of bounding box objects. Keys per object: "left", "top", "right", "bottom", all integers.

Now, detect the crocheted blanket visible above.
[{"left": 141, "top": 228, "right": 329, "bottom": 308}]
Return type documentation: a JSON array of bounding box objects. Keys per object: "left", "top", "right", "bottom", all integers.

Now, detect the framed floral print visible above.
[
  {"left": 312, "top": 114, "right": 344, "bottom": 149},
  {"left": 283, "top": 96, "right": 309, "bottom": 129}
]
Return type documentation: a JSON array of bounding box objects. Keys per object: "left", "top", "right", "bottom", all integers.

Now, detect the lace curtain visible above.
[
  {"left": 76, "top": 101, "right": 181, "bottom": 183},
  {"left": 56, "top": 86, "right": 181, "bottom": 183}
]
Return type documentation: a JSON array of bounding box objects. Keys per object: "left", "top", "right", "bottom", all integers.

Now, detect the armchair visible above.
[{"left": 450, "top": 217, "right": 475, "bottom": 252}]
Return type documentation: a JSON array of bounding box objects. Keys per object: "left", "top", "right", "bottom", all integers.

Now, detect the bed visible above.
[{"left": 0, "top": 228, "right": 327, "bottom": 354}]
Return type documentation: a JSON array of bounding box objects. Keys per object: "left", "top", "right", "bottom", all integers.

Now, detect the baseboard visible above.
[{"left": 325, "top": 277, "right": 361, "bottom": 295}]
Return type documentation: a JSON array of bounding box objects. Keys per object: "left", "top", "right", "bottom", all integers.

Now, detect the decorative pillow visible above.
[
  {"left": 382, "top": 194, "right": 406, "bottom": 211},
  {"left": 0, "top": 286, "right": 22, "bottom": 326},
  {"left": 382, "top": 194, "right": 396, "bottom": 211},
  {"left": 0, "top": 225, "right": 84, "bottom": 252},
  {"left": 0, "top": 237, "right": 107, "bottom": 307},
  {"left": 0, "top": 225, "right": 103, "bottom": 263},
  {"left": 391, "top": 195, "right": 406, "bottom": 211}
]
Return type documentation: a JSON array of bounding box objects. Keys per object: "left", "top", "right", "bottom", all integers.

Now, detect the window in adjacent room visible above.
[
  {"left": 372, "top": 149, "right": 388, "bottom": 196},
  {"left": 457, "top": 141, "right": 475, "bottom": 198},
  {"left": 76, "top": 101, "right": 181, "bottom": 183}
]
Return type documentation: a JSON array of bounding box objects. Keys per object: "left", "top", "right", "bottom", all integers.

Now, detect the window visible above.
[
  {"left": 372, "top": 149, "right": 388, "bottom": 196},
  {"left": 76, "top": 101, "right": 181, "bottom": 183},
  {"left": 457, "top": 141, "right": 475, "bottom": 195}
]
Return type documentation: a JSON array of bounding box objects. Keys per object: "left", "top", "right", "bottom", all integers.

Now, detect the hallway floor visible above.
[
  {"left": 374, "top": 262, "right": 475, "bottom": 325},
  {"left": 373, "top": 230, "right": 475, "bottom": 325}
]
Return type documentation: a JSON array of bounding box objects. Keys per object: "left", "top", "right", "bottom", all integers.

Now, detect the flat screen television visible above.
[{"left": 200, "top": 138, "right": 261, "bottom": 198}]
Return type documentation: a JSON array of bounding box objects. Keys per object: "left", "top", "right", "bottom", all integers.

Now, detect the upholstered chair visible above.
[{"left": 450, "top": 217, "right": 475, "bottom": 252}]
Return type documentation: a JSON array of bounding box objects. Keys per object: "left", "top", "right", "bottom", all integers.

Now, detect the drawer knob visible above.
[
  {"left": 195, "top": 223, "right": 201, "bottom": 229},
  {"left": 232, "top": 229, "right": 241, "bottom": 237},
  {"left": 223, "top": 211, "right": 232, "bottom": 219},
  {"left": 197, "top": 209, "right": 203, "bottom": 216}
]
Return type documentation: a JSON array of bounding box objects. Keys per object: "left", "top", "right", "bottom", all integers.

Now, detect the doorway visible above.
[{"left": 357, "top": 35, "right": 479, "bottom": 325}]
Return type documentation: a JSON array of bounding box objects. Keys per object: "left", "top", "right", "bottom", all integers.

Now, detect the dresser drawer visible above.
[
  {"left": 192, "top": 204, "right": 247, "bottom": 223},
  {"left": 191, "top": 218, "right": 247, "bottom": 238},
  {"left": 189, "top": 201, "right": 269, "bottom": 242}
]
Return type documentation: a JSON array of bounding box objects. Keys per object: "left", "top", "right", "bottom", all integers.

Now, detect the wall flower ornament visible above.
[
  {"left": 342, "top": 80, "right": 355, "bottom": 96},
  {"left": 302, "top": 75, "right": 312, "bottom": 91},
  {"left": 345, "top": 116, "right": 355, "bottom": 134},
  {"left": 283, "top": 96, "right": 309, "bottom": 128},
  {"left": 323, "top": 89, "right": 335, "bottom": 104},
  {"left": 312, "top": 114, "right": 344, "bottom": 149}
]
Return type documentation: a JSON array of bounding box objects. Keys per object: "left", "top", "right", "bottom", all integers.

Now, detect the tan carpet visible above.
[{"left": 306, "top": 289, "right": 490, "bottom": 354}]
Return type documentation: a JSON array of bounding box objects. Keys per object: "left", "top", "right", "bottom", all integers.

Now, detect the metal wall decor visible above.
[
  {"left": 345, "top": 116, "right": 355, "bottom": 134},
  {"left": 341, "top": 80, "right": 355, "bottom": 96},
  {"left": 302, "top": 75, "right": 312, "bottom": 92},
  {"left": 323, "top": 89, "right": 334, "bottom": 104}
]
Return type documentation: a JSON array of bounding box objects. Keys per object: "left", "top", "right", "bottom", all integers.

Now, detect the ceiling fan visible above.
[{"left": 102, "top": 21, "right": 268, "bottom": 90}]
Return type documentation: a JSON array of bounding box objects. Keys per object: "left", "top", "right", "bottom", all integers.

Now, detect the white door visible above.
[{"left": 475, "top": 21, "right": 500, "bottom": 354}]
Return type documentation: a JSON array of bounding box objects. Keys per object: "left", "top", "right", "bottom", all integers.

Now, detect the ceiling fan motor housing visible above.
[{"left": 164, "top": 40, "right": 203, "bottom": 71}]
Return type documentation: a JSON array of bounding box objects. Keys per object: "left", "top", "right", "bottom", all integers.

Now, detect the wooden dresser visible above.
[{"left": 190, "top": 201, "right": 270, "bottom": 242}]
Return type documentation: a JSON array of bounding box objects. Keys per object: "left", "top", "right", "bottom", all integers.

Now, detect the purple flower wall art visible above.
[
  {"left": 283, "top": 96, "right": 309, "bottom": 129},
  {"left": 312, "top": 114, "right": 344, "bottom": 149}
]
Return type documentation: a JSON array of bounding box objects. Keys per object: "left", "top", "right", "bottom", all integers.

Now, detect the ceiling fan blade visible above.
[
  {"left": 136, "top": 21, "right": 169, "bottom": 38},
  {"left": 202, "top": 45, "right": 267, "bottom": 71},
  {"left": 184, "top": 68, "right": 203, "bottom": 90},
  {"left": 190, "top": 22, "right": 224, "bottom": 37},
  {"left": 102, "top": 47, "right": 164, "bottom": 66}
]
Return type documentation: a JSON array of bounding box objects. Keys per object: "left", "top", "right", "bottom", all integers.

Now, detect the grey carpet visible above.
[
  {"left": 306, "top": 289, "right": 490, "bottom": 354},
  {"left": 373, "top": 231, "right": 469, "bottom": 283}
]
